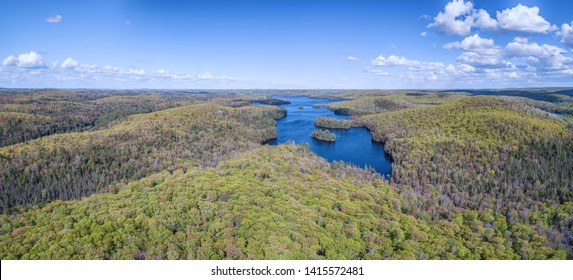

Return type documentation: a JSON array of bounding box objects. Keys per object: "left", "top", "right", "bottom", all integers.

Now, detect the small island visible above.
[
  {"left": 311, "top": 129, "right": 336, "bottom": 142},
  {"left": 255, "top": 98, "right": 291, "bottom": 105},
  {"left": 298, "top": 105, "right": 304, "bottom": 109}
]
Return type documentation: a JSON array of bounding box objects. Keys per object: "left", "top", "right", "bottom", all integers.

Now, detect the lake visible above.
[{"left": 259, "top": 96, "right": 392, "bottom": 178}]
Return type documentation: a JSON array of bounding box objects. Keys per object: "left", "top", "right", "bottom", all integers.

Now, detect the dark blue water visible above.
[{"left": 259, "top": 96, "right": 392, "bottom": 178}]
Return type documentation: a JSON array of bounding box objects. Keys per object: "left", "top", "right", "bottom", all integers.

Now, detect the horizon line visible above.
[{"left": 2, "top": 87, "right": 572, "bottom": 91}]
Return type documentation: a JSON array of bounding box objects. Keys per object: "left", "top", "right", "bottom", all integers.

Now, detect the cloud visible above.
[
  {"left": 367, "top": 69, "right": 391, "bottom": 76},
  {"left": 427, "top": 1, "right": 560, "bottom": 36},
  {"left": 420, "top": 1, "right": 572, "bottom": 86},
  {"left": 443, "top": 34, "right": 496, "bottom": 50},
  {"left": 426, "top": 1, "right": 499, "bottom": 35},
  {"left": 427, "top": 0, "right": 475, "bottom": 35},
  {"left": 443, "top": 34, "right": 503, "bottom": 66},
  {"left": 2, "top": 51, "right": 45, "bottom": 68},
  {"left": 371, "top": 55, "right": 480, "bottom": 83},
  {"left": 1, "top": 52, "right": 241, "bottom": 88},
  {"left": 442, "top": 34, "right": 572, "bottom": 70},
  {"left": 371, "top": 55, "right": 445, "bottom": 71},
  {"left": 369, "top": 36, "right": 573, "bottom": 86},
  {"left": 505, "top": 37, "right": 570, "bottom": 69},
  {"left": 372, "top": 55, "right": 414, "bottom": 67},
  {"left": 369, "top": 53, "right": 531, "bottom": 86},
  {"left": 18, "top": 52, "right": 45, "bottom": 68},
  {"left": 366, "top": 2, "right": 573, "bottom": 87},
  {"left": 456, "top": 50, "right": 503, "bottom": 67},
  {"left": 46, "top": 15, "right": 62, "bottom": 23},
  {"left": 197, "top": 72, "right": 214, "bottom": 80},
  {"left": 60, "top": 57, "right": 79, "bottom": 69},
  {"left": 473, "top": 9, "right": 498, "bottom": 30},
  {"left": 2, "top": 55, "right": 17, "bottom": 67},
  {"left": 346, "top": 56, "right": 360, "bottom": 61},
  {"left": 496, "top": 4, "right": 557, "bottom": 33},
  {"left": 558, "top": 21, "right": 573, "bottom": 47}
]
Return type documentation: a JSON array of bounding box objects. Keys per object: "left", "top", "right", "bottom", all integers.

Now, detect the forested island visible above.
[
  {"left": 1, "top": 88, "right": 572, "bottom": 260},
  {"left": 254, "top": 98, "right": 291, "bottom": 105},
  {"left": 310, "top": 129, "right": 336, "bottom": 142}
]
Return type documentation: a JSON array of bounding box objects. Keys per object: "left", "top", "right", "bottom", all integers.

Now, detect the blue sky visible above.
[{"left": 1, "top": 0, "right": 573, "bottom": 89}]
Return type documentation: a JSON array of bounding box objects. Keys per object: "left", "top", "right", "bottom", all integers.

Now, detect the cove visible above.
[{"left": 258, "top": 96, "right": 392, "bottom": 178}]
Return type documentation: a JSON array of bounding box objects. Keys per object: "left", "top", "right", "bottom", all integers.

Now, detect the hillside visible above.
[
  {"left": 0, "top": 90, "right": 194, "bottom": 147},
  {"left": 358, "top": 96, "right": 572, "bottom": 208},
  {"left": 0, "top": 103, "right": 285, "bottom": 212},
  {"left": 317, "top": 92, "right": 469, "bottom": 116},
  {"left": 0, "top": 144, "right": 567, "bottom": 260},
  {"left": 355, "top": 96, "right": 573, "bottom": 256}
]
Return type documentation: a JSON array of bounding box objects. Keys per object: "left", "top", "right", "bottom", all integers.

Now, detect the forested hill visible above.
[
  {"left": 318, "top": 92, "right": 469, "bottom": 116},
  {"left": 358, "top": 96, "right": 572, "bottom": 212},
  {"left": 301, "top": 93, "right": 573, "bottom": 257},
  {"left": 0, "top": 103, "right": 286, "bottom": 212},
  {"left": 344, "top": 96, "right": 573, "bottom": 257},
  {"left": 0, "top": 144, "right": 567, "bottom": 259},
  {"left": 0, "top": 90, "right": 196, "bottom": 147}
]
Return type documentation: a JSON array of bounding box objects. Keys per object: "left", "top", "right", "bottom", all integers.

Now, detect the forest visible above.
[
  {"left": 0, "top": 88, "right": 572, "bottom": 259},
  {"left": 0, "top": 98, "right": 285, "bottom": 212},
  {"left": 310, "top": 129, "right": 336, "bottom": 142},
  {"left": 314, "top": 117, "right": 352, "bottom": 129},
  {"left": 0, "top": 90, "right": 200, "bottom": 147}
]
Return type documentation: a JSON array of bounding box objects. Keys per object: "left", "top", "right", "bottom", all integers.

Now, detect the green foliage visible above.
[
  {"left": 0, "top": 144, "right": 564, "bottom": 259},
  {"left": 323, "top": 92, "right": 469, "bottom": 116},
  {"left": 0, "top": 90, "right": 192, "bottom": 146},
  {"left": 0, "top": 103, "right": 285, "bottom": 212},
  {"left": 255, "top": 98, "right": 291, "bottom": 105},
  {"left": 1, "top": 90, "right": 571, "bottom": 260},
  {"left": 311, "top": 129, "right": 336, "bottom": 142},
  {"left": 314, "top": 117, "right": 352, "bottom": 129},
  {"left": 356, "top": 96, "right": 573, "bottom": 256}
]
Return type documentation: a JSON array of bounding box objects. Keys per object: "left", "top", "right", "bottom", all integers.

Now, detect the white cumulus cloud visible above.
[
  {"left": 427, "top": 0, "right": 500, "bottom": 36},
  {"left": 2, "top": 51, "right": 45, "bottom": 68},
  {"left": 443, "top": 34, "right": 496, "bottom": 50},
  {"left": 60, "top": 57, "right": 79, "bottom": 69},
  {"left": 18, "top": 51, "right": 44, "bottom": 68},
  {"left": 371, "top": 55, "right": 445, "bottom": 71},
  {"left": 457, "top": 50, "right": 503, "bottom": 67},
  {"left": 444, "top": 34, "right": 503, "bottom": 67},
  {"left": 473, "top": 9, "right": 498, "bottom": 30},
  {"left": 2, "top": 55, "right": 17, "bottom": 67},
  {"left": 427, "top": 0, "right": 475, "bottom": 36},
  {"left": 427, "top": 2, "right": 560, "bottom": 36},
  {"left": 558, "top": 21, "right": 573, "bottom": 47},
  {"left": 496, "top": 4, "right": 557, "bottom": 33},
  {"left": 46, "top": 15, "right": 62, "bottom": 23},
  {"left": 347, "top": 56, "right": 360, "bottom": 61},
  {"left": 371, "top": 55, "right": 417, "bottom": 67},
  {"left": 505, "top": 37, "right": 569, "bottom": 68}
]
